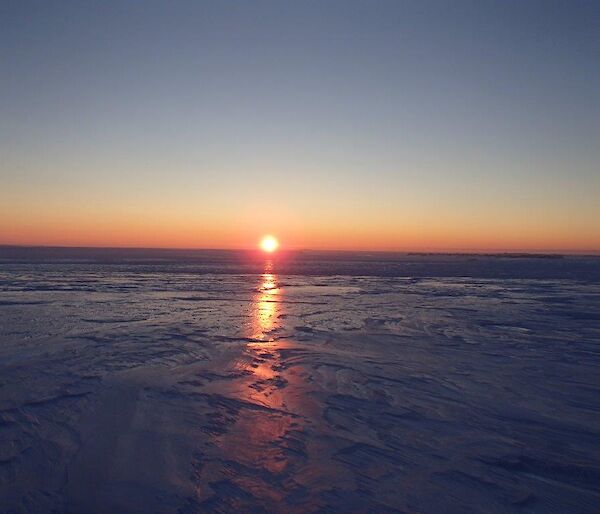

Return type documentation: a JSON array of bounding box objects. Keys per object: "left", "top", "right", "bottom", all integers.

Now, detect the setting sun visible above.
[{"left": 260, "top": 235, "right": 279, "bottom": 253}]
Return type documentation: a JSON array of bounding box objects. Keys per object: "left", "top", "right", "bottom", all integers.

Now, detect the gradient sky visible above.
[{"left": 1, "top": 0, "right": 599, "bottom": 252}]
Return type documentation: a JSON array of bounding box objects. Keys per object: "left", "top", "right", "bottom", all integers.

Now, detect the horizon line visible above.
[{"left": 1, "top": 243, "right": 599, "bottom": 257}]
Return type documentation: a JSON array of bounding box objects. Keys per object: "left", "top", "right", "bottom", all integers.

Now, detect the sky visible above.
[{"left": 1, "top": 0, "right": 599, "bottom": 252}]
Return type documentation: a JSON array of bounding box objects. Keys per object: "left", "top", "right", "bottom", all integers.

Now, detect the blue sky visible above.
[{"left": 1, "top": 1, "right": 599, "bottom": 250}]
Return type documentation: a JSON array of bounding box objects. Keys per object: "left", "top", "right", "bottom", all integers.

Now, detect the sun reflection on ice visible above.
[
  {"left": 244, "top": 260, "right": 290, "bottom": 405},
  {"left": 206, "top": 260, "right": 320, "bottom": 496},
  {"left": 252, "top": 261, "right": 281, "bottom": 340}
]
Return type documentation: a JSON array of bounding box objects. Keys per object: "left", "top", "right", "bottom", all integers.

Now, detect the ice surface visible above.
[{"left": 0, "top": 250, "right": 599, "bottom": 513}]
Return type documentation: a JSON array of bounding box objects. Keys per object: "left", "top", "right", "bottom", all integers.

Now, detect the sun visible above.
[{"left": 260, "top": 235, "right": 279, "bottom": 253}]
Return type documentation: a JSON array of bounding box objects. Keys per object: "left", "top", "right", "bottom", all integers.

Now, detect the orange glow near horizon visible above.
[
  {"left": 0, "top": 209, "right": 599, "bottom": 254},
  {"left": 1, "top": 181, "right": 599, "bottom": 253}
]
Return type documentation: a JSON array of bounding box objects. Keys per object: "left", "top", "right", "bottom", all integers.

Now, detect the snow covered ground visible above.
[{"left": 1, "top": 251, "right": 599, "bottom": 513}]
